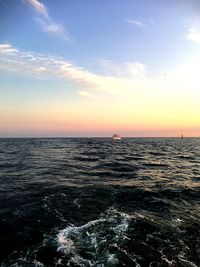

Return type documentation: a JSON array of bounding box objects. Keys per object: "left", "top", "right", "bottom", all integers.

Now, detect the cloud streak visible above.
[
  {"left": 0, "top": 43, "right": 151, "bottom": 96},
  {"left": 1, "top": 43, "right": 199, "bottom": 101},
  {"left": 24, "top": 0, "right": 71, "bottom": 41},
  {"left": 25, "top": 0, "right": 48, "bottom": 17},
  {"left": 126, "top": 19, "right": 146, "bottom": 29},
  {"left": 98, "top": 58, "right": 147, "bottom": 79},
  {"left": 0, "top": 44, "right": 200, "bottom": 101}
]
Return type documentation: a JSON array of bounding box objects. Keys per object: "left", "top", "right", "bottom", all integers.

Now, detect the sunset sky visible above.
[{"left": 0, "top": 0, "right": 200, "bottom": 137}]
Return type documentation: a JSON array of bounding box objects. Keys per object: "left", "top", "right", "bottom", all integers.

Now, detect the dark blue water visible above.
[{"left": 0, "top": 138, "right": 200, "bottom": 267}]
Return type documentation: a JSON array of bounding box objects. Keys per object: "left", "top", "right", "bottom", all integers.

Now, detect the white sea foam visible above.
[
  {"left": 33, "top": 260, "right": 44, "bottom": 267},
  {"left": 57, "top": 209, "right": 131, "bottom": 266}
]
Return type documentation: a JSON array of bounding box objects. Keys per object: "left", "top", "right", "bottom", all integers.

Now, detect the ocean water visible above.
[{"left": 0, "top": 138, "right": 200, "bottom": 267}]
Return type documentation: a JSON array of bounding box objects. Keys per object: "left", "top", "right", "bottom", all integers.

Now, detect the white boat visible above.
[{"left": 112, "top": 133, "right": 121, "bottom": 140}]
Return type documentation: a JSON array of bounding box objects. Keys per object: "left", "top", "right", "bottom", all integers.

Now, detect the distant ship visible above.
[{"left": 112, "top": 133, "right": 121, "bottom": 140}]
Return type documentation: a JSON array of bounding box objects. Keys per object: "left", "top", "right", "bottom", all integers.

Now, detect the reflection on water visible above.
[{"left": 0, "top": 138, "right": 200, "bottom": 266}]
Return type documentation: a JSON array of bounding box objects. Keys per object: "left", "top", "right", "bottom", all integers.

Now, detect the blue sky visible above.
[
  {"left": 0, "top": 0, "right": 200, "bottom": 137},
  {"left": 1, "top": 0, "right": 199, "bottom": 67}
]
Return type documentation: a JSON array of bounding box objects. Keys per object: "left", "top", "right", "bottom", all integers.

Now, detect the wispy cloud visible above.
[
  {"left": 186, "top": 27, "right": 200, "bottom": 44},
  {"left": 126, "top": 19, "right": 146, "bottom": 29},
  {"left": 98, "top": 58, "right": 147, "bottom": 79},
  {"left": 0, "top": 44, "right": 18, "bottom": 53},
  {"left": 25, "top": 0, "right": 48, "bottom": 17},
  {"left": 0, "top": 43, "right": 151, "bottom": 96},
  {"left": 24, "top": 0, "right": 71, "bottom": 42}
]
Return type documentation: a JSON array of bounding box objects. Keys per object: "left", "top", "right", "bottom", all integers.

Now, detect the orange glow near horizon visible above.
[{"left": 1, "top": 104, "right": 200, "bottom": 137}]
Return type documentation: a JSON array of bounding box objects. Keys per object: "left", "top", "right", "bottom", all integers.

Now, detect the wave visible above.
[{"left": 57, "top": 209, "right": 132, "bottom": 266}]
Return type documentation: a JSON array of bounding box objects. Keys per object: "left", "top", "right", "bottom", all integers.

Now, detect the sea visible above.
[{"left": 0, "top": 138, "right": 200, "bottom": 267}]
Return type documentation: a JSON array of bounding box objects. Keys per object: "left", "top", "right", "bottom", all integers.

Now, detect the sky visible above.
[{"left": 0, "top": 0, "right": 200, "bottom": 137}]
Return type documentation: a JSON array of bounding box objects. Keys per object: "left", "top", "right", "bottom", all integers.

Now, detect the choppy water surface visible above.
[{"left": 0, "top": 138, "right": 200, "bottom": 267}]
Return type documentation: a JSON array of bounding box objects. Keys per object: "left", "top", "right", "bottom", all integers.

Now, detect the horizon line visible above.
[{"left": 0, "top": 136, "right": 199, "bottom": 139}]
